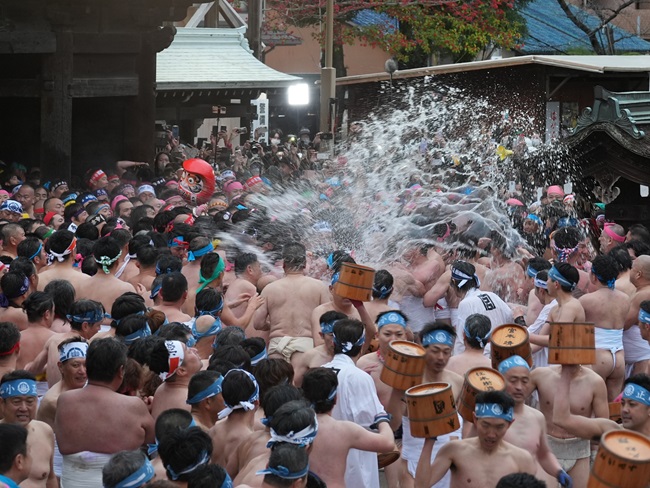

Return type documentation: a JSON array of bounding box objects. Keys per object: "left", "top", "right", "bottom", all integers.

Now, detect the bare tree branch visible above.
[
  {"left": 588, "top": 0, "right": 636, "bottom": 35},
  {"left": 556, "top": 0, "right": 604, "bottom": 54}
]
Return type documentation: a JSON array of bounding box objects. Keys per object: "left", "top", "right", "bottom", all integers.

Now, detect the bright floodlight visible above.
[{"left": 288, "top": 83, "right": 309, "bottom": 106}]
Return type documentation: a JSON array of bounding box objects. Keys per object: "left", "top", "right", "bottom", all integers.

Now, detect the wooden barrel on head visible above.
[
  {"left": 380, "top": 341, "right": 426, "bottom": 390},
  {"left": 457, "top": 367, "right": 506, "bottom": 422},
  {"left": 332, "top": 262, "right": 376, "bottom": 302},
  {"left": 588, "top": 430, "right": 650, "bottom": 488},
  {"left": 490, "top": 324, "right": 533, "bottom": 369},
  {"left": 548, "top": 322, "right": 596, "bottom": 365},
  {"left": 406, "top": 382, "right": 460, "bottom": 438}
]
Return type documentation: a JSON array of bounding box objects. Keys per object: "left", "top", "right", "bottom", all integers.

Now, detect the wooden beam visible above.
[
  {"left": 68, "top": 77, "right": 139, "bottom": 98},
  {"left": 73, "top": 33, "right": 142, "bottom": 54},
  {"left": 0, "top": 32, "right": 56, "bottom": 54},
  {"left": 0, "top": 79, "right": 39, "bottom": 98}
]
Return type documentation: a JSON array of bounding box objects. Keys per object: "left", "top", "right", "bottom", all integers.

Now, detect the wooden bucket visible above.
[
  {"left": 406, "top": 382, "right": 460, "bottom": 438},
  {"left": 457, "top": 367, "right": 506, "bottom": 422},
  {"left": 380, "top": 341, "right": 425, "bottom": 390},
  {"left": 333, "top": 262, "right": 375, "bottom": 302},
  {"left": 490, "top": 324, "right": 533, "bottom": 369},
  {"left": 588, "top": 430, "right": 650, "bottom": 488},
  {"left": 609, "top": 402, "right": 622, "bottom": 424},
  {"left": 548, "top": 322, "right": 596, "bottom": 365}
]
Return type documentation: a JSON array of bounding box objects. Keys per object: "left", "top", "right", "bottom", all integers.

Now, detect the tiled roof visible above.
[
  {"left": 520, "top": 0, "right": 650, "bottom": 54},
  {"left": 349, "top": 9, "right": 398, "bottom": 34},
  {"left": 156, "top": 27, "right": 301, "bottom": 90}
]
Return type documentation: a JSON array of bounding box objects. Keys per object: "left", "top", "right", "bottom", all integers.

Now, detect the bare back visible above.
[
  {"left": 18, "top": 325, "right": 55, "bottom": 370},
  {"left": 78, "top": 274, "right": 135, "bottom": 313}
]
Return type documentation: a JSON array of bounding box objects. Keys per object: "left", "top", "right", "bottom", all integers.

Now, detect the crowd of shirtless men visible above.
[{"left": 0, "top": 166, "right": 649, "bottom": 488}]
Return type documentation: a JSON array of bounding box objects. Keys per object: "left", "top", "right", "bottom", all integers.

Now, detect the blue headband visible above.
[
  {"left": 534, "top": 277, "right": 548, "bottom": 289},
  {"left": 192, "top": 317, "right": 222, "bottom": 340},
  {"left": 109, "top": 457, "right": 155, "bottom": 488},
  {"left": 373, "top": 284, "right": 393, "bottom": 299},
  {"left": 475, "top": 402, "right": 514, "bottom": 422},
  {"left": 250, "top": 348, "right": 268, "bottom": 366},
  {"left": 592, "top": 268, "right": 616, "bottom": 290},
  {"left": 639, "top": 309, "right": 650, "bottom": 325},
  {"left": 187, "top": 376, "right": 224, "bottom": 405},
  {"left": 526, "top": 214, "right": 543, "bottom": 226},
  {"left": 188, "top": 242, "right": 214, "bottom": 262},
  {"left": 623, "top": 383, "right": 650, "bottom": 406},
  {"left": 167, "top": 450, "right": 210, "bottom": 481},
  {"left": 548, "top": 266, "right": 576, "bottom": 291},
  {"left": 422, "top": 329, "right": 455, "bottom": 348},
  {"left": 257, "top": 464, "right": 310, "bottom": 480},
  {"left": 320, "top": 320, "right": 336, "bottom": 335},
  {"left": 451, "top": 266, "right": 480, "bottom": 289},
  {"left": 526, "top": 265, "right": 538, "bottom": 278},
  {"left": 28, "top": 242, "right": 43, "bottom": 261},
  {"left": 377, "top": 312, "right": 407, "bottom": 329},
  {"left": 123, "top": 324, "right": 152, "bottom": 345},
  {"left": 81, "top": 194, "right": 98, "bottom": 205},
  {"left": 464, "top": 324, "right": 490, "bottom": 348},
  {"left": 150, "top": 284, "right": 162, "bottom": 300},
  {"left": 333, "top": 331, "right": 365, "bottom": 353},
  {"left": 220, "top": 473, "right": 233, "bottom": 488},
  {"left": 330, "top": 272, "right": 340, "bottom": 286},
  {"left": 0, "top": 379, "right": 38, "bottom": 398},
  {"left": 326, "top": 253, "right": 335, "bottom": 269},
  {"left": 498, "top": 355, "right": 530, "bottom": 374},
  {"left": 218, "top": 369, "right": 260, "bottom": 419},
  {"left": 66, "top": 308, "right": 106, "bottom": 325},
  {"left": 147, "top": 418, "right": 197, "bottom": 456}
]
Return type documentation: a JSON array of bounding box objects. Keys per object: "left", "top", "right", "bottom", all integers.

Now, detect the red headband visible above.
[
  {"left": 90, "top": 170, "right": 106, "bottom": 183},
  {"left": 603, "top": 224, "right": 625, "bottom": 243},
  {"left": 43, "top": 211, "right": 56, "bottom": 226},
  {"left": 0, "top": 341, "right": 19, "bottom": 356}
]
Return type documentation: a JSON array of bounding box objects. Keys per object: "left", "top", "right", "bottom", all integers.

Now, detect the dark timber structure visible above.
[{"left": 0, "top": 0, "right": 206, "bottom": 183}]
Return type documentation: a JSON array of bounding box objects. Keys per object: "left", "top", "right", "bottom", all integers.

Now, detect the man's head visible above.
[
  {"left": 86, "top": 338, "right": 128, "bottom": 385},
  {"left": 376, "top": 310, "right": 408, "bottom": 356},
  {"left": 301, "top": 367, "right": 338, "bottom": 415},
  {"left": 187, "top": 370, "right": 225, "bottom": 415},
  {"left": 0, "top": 370, "right": 38, "bottom": 426},
  {"left": 94, "top": 236, "right": 122, "bottom": 274},
  {"left": 14, "top": 184, "right": 35, "bottom": 211},
  {"left": 0, "top": 322, "right": 20, "bottom": 361},
  {"left": 639, "top": 300, "right": 650, "bottom": 343},
  {"left": 463, "top": 314, "right": 491, "bottom": 350},
  {"left": 318, "top": 310, "right": 346, "bottom": 354},
  {"left": 332, "top": 319, "right": 365, "bottom": 358},
  {"left": 22, "top": 291, "right": 54, "bottom": 325},
  {"left": 450, "top": 260, "right": 479, "bottom": 294},
  {"left": 160, "top": 272, "right": 188, "bottom": 303},
  {"left": 68, "top": 299, "right": 104, "bottom": 338},
  {"left": 254, "top": 358, "right": 295, "bottom": 401},
  {"left": 102, "top": 450, "right": 154, "bottom": 488},
  {"left": 473, "top": 390, "right": 515, "bottom": 451},
  {"left": 551, "top": 227, "right": 581, "bottom": 263},
  {"left": 546, "top": 262, "right": 579, "bottom": 296},
  {"left": 58, "top": 337, "right": 88, "bottom": 389},
  {"left": 626, "top": 224, "right": 650, "bottom": 244},
  {"left": 220, "top": 368, "right": 259, "bottom": 418},
  {"left": 267, "top": 400, "right": 318, "bottom": 449},
  {"left": 0, "top": 424, "right": 31, "bottom": 483},
  {"left": 282, "top": 242, "right": 306, "bottom": 272},
  {"left": 498, "top": 355, "right": 531, "bottom": 405},
  {"left": 234, "top": 252, "right": 262, "bottom": 284},
  {"left": 631, "top": 255, "right": 650, "bottom": 288},
  {"left": 260, "top": 443, "right": 309, "bottom": 488},
  {"left": 47, "top": 230, "right": 76, "bottom": 263},
  {"left": 0, "top": 200, "right": 23, "bottom": 222},
  {"left": 372, "top": 269, "right": 394, "bottom": 300},
  {"left": 590, "top": 255, "right": 619, "bottom": 289},
  {"left": 16, "top": 237, "right": 47, "bottom": 269},
  {"left": 1, "top": 223, "right": 25, "bottom": 250},
  {"left": 260, "top": 384, "right": 303, "bottom": 423},
  {"left": 496, "top": 473, "right": 546, "bottom": 488},
  {"left": 419, "top": 322, "right": 456, "bottom": 373},
  {"left": 600, "top": 223, "right": 626, "bottom": 253},
  {"left": 621, "top": 374, "right": 650, "bottom": 431},
  {"left": 158, "top": 427, "right": 212, "bottom": 482},
  {"left": 43, "top": 197, "right": 64, "bottom": 216},
  {"left": 149, "top": 338, "right": 202, "bottom": 382}
]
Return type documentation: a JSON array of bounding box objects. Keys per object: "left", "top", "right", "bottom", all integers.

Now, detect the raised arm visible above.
[
  {"left": 347, "top": 418, "right": 395, "bottom": 453},
  {"left": 415, "top": 438, "right": 453, "bottom": 488},
  {"left": 221, "top": 294, "right": 264, "bottom": 329}
]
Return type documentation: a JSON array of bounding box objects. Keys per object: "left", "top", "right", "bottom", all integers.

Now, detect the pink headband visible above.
[
  {"left": 0, "top": 190, "right": 10, "bottom": 197},
  {"left": 224, "top": 181, "right": 244, "bottom": 193},
  {"left": 547, "top": 185, "right": 564, "bottom": 196},
  {"left": 111, "top": 195, "right": 128, "bottom": 211},
  {"left": 603, "top": 224, "right": 625, "bottom": 243},
  {"left": 90, "top": 169, "right": 106, "bottom": 183}
]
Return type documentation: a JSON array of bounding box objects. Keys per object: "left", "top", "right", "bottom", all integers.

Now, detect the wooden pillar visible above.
[{"left": 40, "top": 29, "right": 73, "bottom": 182}]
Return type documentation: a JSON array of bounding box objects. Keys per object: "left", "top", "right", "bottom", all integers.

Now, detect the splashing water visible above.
[{"left": 226, "top": 78, "right": 581, "bottom": 271}]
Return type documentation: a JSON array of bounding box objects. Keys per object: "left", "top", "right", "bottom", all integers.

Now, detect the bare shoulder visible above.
[
  {"left": 523, "top": 404, "right": 545, "bottom": 424},
  {"left": 357, "top": 352, "right": 379, "bottom": 369},
  {"left": 506, "top": 440, "right": 535, "bottom": 464},
  {"left": 30, "top": 419, "right": 54, "bottom": 438}
]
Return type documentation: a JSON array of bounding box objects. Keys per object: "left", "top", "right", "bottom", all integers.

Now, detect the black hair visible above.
[
  {"left": 496, "top": 473, "right": 547, "bottom": 488},
  {"left": 527, "top": 256, "right": 551, "bottom": 274},
  {"left": 282, "top": 241, "right": 307, "bottom": 271},
  {"left": 608, "top": 245, "right": 633, "bottom": 272},
  {"left": 263, "top": 443, "right": 309, "bottom": 488},
  {"left": 0, "top": 322, "right": 20, "bottom": 356},
  {"left": 160, "top": 272, "right": 188, "bottom": 302},
  {"left": 372, "top": 269, "right": 394, "bottom": 299},
  {"left": 110, "top": 293, "right": 146, "bottom": 324},
  {"left": 187, "top": 370, "right": 223, "bottom": 405},
  {"left": 0, "top": 424, "right": 28, "bottom": 473},
  {"left": 154, "top": 408, "right": 194, "bottom": 442},
  {"left": 199, "top": 253, "right": 222, "bottom": 282},
  {"left": 206, "top": 360, "right": 238, "bottom": 376},
  {"left": 419, "top": 321, "right": 457, "bottom": 344},
  {"left": 135, "top": 244, "right": 158, "bottom": 268},
  {"left": 86, "top": 338, "right": 128, "bottom": 383},
  {"left": 187, "top": 463, "right": 230, "bottom": 488},
  {"left": 210, "top": 345, "right": 251, "bottom": 372},
  {"left": 44, "top": 279, "right": 75, "bottom": 320},
  {"left": 326, "top": 250, "right": 356, "bottom": 274},
  {"left": 157, "top": 323, "right": 191, "bottom": 343},
  {"left": 474, "top": 390, "right": 515, "bottom": 415},
  {"left": 641, "top": 300, "right": 650, "bottom": 316},
  {"left": 628, "top": 224, "right": 650, "bottom": 244},
  {"left": 158, "top": 427, "right": 212, "bottom": 482},
  {"left": 102, "top": 450, "right": 149, "bottom": 488},
  {"left": 213, "top": 327, "right": 245, "bottom": 349},
  {"left": 464, "top": 314, "right": 491, "bottom": 349},
  {"left": 155, "top": 254, "right": 183, "bottom": 276},
  {"left": 254, "top": 358, "right": 295, "bottom": 401},
  {"left": 68, "top": 299, "right": 104, "bottom": 331},
  {"left": 319, "top": 310, "right": 348, "bottom": 327},
  {"left": 332, "top": 319, "right": 365, "bottom": 357},
  {"left": 75, "top": 222, "right": 100, "bottom": 241},
  {"left": 241, "top": 337, "right": 266, "bottom": 363},
  {"left": 17, "top": 237, "right": 43, "bottom": 262},
  {"left": 375, "top": 309, "right": 409, "bottom": 326},
  {"left": 552, "top": 262, "right": 579, "bottom": 292},
  {"left": 47, "top": 229, "right": 76, "bottom": 260},
  {"left": 302, "top": 367, "right": 338, "bottom": 414},
  {"left": 450, "top": 260, "right": 479, "bottom": 291},
  {"left": 195, "top": 288, "right": 223, "bottom": 315},
  {"left": 268, "top": 400, "right": 316, "bottom": 438},
  {"left": 260, "top": 384, "right": 303, "bottom": 418},
  {"left": 9, "top": 257, "right": 36, "bottom": 280},
  {"left": 115, "top": 315, "right": 150, "bottom": 341},
  {"left": 23, "top": 291, "right": 54, "bottom": 322},
  {"left": 93, "top": 236, "right": 122, "bottom": 269},
  {"left": 0, "top": 271, "right": 28, "bottom": 302},
  {"left": 221, "top": 369, "right": 257, "bottom": 407},
  {"left": 553, "top": 227, "right": 582, "bottom": 250},
  {"left": 624, "top": 373, "right": 650, "bottom": 393},
  {"left": 626, "top": 239, "right": 650, "bottom": 258},
  {"left": 234, "top": 252, "right": 258, "bottom": 275},
  {"left": 590, "top": 255, "right": 619, "bottom": 286},
  {"left": 1, "top": 369, "right": 36, "bottom": 385}
]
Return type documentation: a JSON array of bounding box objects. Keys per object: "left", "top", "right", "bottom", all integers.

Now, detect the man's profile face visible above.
[{"left": 3, "top": 395, "right": 37, "bottom": 426}]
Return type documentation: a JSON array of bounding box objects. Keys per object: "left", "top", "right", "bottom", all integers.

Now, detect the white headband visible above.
[
  {"left": 159, "top": 340, "right": 185, "bottom": 381},
  {"left": 59, "top": 341, "right": 88, "bottom": 363}
]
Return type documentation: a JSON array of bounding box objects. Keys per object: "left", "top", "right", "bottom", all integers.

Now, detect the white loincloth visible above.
[{"left": 61, "top": 451, "right": 111, "bottom": 488}]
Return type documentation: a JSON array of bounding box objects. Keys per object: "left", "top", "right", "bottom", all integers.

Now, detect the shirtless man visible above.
[
  {"left": 37, "top": 338, "right": 88, "bottom": 480},
  {"left": 310, "top": 272, "right": 364, "bottom": 347},
  {"left": 149, "top": 339, "right": 203, "bottom": 420},
  {"left": 127, "top": 245, "right": 158, "bottom": 291},
  {"left": 225, "top": 253, "right": 265, "bottom": 340},
  {"left": 153, "top": 272, "right": 192, "bottom": 324},
  {"left": 0, "top": 322, "right": 20, "bottom": 378},
  {"left": 0, "top": 423, "right": 32, "bottom": 487},
  {"left": 483, "top": 231, "right": 526, "bottom": 304},
  {"left": 624, "top": 255, "right": 650, "bottom": 376},
  {"left": 530, "top": 263, "right": 585, "bottom": 350},
  {"left": 254, "top": 242, "right": 329, "bottom": 367},
  {"left": 609, "top": 246, "right": 636, "bottom": 297},
  {"left": 0, "top": 271, "right": 32, "bottom": 331},
  {"left": 187, "top": 371, "right": 224, "bottom": 431},
  {"left": 210, "top": 369, "right": 259, "bottom": 476},
  {"left": 293, "top": 311, "right": 346, "bottom": 387},
  {"left": 523, "top": 257, "right": 551, "bottom": 327},
  {"left": 445, "top": 313, "right": 491, "bottom": 376},
  {"left": 402, "top": 322, "right": 464, "bottom": 488},
  {"left": 182, "top": 237, "right": 214, "bottom": 292},
  {"left": 25, "top": 299, "right": 102, "bottom": 388},
  {"left": 37, "top": 230, "right": 91, "bottom": 296},
  {"left": 529, "top": 361, "right": 608, "bottom": 488},
  {"left": 599, "top": 222, "right": 626, "bottom": 254},
  {"left": 302, "top": 367, "right": 396, "bottom": 488},
  {"left": 579, "top": 255, "right": 630, "bottom": 400},
  {"left": 527, "top": 270, "right": 555, "bottom": 368},
  {"left": 496, "top": 356, "right": 570, "bottom": 486},
  {"left": 55, "top": 338, "right": 155, "bottom": 487},
  {"left": 549, "top": 227, "right": 590, "bottom": 293},
  {"left": 415, "top": 391, "right": 537, "bottom": 488},
  {"left": 0, "top": 224, "right": 25, "bottom": 261},
  {"left": 0, "top": 371, "right": 56, "bottom": 488},
  {"left": 78, "top": 236, "right": 136, "bottom": 314},
  {"left": 17, "top": 237, "right": 48, "bottom": 273},
  {"left": 364, "top": 269, "right": 400, "bottom": 324}
]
